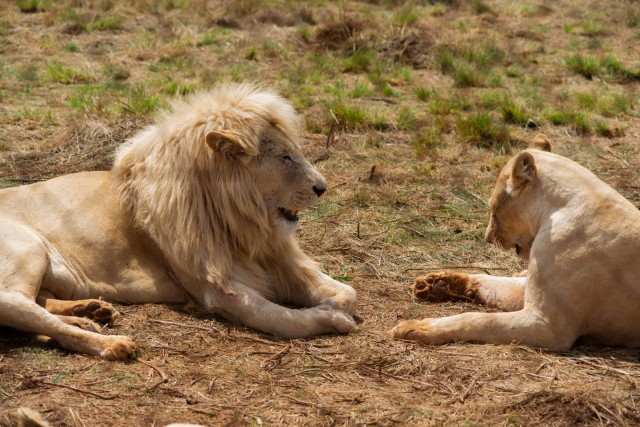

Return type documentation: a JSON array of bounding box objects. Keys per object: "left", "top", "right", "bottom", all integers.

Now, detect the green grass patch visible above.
[
  {"left": 393, "top": 2, "right": 420, "bottom": 26},
  {"left": 370, "top": 112, "right": 391, "bottom": 131},
  {"left": 331, "top": 102, "right": 367, "bottom": 129},
  {"left": 350, "top": 79, "right": 371, "bottom": 98},
  {"left": 245, "top": 47, "right": 257, "bottom": 60},
  {"left": 396, "top": 106, "right": 416, "bottom": 130},
  {"left": 86, "top": 15, "right": 124, "bottom": 32},
  {"left": 344, "top": 50, "right": 374, "bottom": 73},
  {"left": 594, "top": 119, "right": 625, "bottom": 138},
  {"left": 428, "top": 94, "right": 471, "bottom": 115},
  {"left": 122, "top": 84, "right": 161, "bottom": 115},
  {"left": 197, "top": 33, "right": 217, "bottom": 47},
  {"left": 435, "top": 41, "right": 505, "bottom": 87},
  {"left": 565, "top": 53, "right": 599, "bottom": 79},
  {"left": 17, "top": 64, "right": 39, "bottom": 82},
  {"left": 457, "top": 112, "right": 510, "bottom": 150},
  {"left": 64, "top": 42, "right": 79, "bottom": 52},
  {"left": 566, "top": 53, "right": 640, "bottom": 81},
  {"left": 15, "top": 0, "right": 49, "bottom": 13},
  {"left": 412, "top": 123, "right": 446, "bottom": 157},
  {"left": 543, "top": 109, "right": 575, "bottom": 125},
  {"left": 434, "top": 48, "right": 455, "bottom": 74},
  {"left": 414, "top": 87, "right": 435, "bottom": 102},
  {"left": 470, "top": 0, "right": 495, "bottom": 15},
  {"left": 573, "top": 90, "right": 635, "bottom": 117},
  {"left": 571, "top": 112, "right": 591, "bottom": 135},
  {"left": 580, "top": 20, "right": 605, "bottom": 37},
  {"left": 452, "top": 63, "right": 482, "bottom": 87},
  {"left": 462, "top": 40, "right": 505, "bottom": 68},
  {"left": 47, "top": 61, "right": 92, "bottom": 84},
  {"left": 500, "top": 98, "right": 538, "bottom": 128},
  {"left": 0, "top": 179, "right": 15, "bottom": 189}
]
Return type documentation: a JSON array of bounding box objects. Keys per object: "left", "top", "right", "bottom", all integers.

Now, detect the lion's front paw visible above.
[
  {"left": 320, "top": 295, "right": 357, "bottom": 316},
  {"left": 62, "top": 316, "right": 102, "bottom": 332},
  {"left": 391, "top": 319, "right": 445, "bottom": 345},
  {"left": 72, "top": 300, "right": 120, "bottom": 326},
  {"left": 412, "top": 271, "right": 476, "bottom": 303},
  {"left": 100, "top": 335, "right": 136, "bottom": 361},
  {"left": 316, "top": 305, "right": 357, "bottom": 334}
]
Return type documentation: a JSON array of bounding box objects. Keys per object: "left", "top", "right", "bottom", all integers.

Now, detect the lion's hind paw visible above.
[{"left": 71, "top": 300, "right": 120, "bottom": 326}]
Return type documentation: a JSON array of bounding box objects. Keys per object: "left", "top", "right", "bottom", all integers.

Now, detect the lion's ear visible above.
[
  {"left": 512, "top": 152, "right": 536, "bottom": 188},
  {"left": 205, "top": 130, "right": 248, "bottom": 160}
]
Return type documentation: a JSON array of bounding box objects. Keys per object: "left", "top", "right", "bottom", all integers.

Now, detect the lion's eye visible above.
[{"left": 281, "top": 155, "right": 293, "bottom": 162}]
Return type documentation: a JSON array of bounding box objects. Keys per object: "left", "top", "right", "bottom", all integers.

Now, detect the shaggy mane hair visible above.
[{"left": 111, "top": 83, "right": 308, "bottom": 294}]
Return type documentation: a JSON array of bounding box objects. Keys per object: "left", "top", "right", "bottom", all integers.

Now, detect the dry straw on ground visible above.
[{"left": 1, "top": 0, "right": 639, "bottom": 425}]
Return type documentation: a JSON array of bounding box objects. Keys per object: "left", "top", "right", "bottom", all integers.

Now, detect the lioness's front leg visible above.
[
  {"left": 413, "top": 271, "right": 525, "bottom": 312},
  {"left": 392, "top": 309, "right": 576, "bottom": 351}
]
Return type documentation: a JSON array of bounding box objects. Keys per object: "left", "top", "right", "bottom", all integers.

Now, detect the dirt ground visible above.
[{"left": 1, "top": 0, "right": 640, "bottom": 426}]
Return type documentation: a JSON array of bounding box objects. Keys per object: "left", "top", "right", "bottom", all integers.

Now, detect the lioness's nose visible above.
[{"left": 313, "top": 184, "right": 327, "bottom": 197}]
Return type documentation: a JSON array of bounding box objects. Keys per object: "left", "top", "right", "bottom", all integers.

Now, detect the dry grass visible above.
[{"left": 1, "top": 0, "right": 640, "bottom": 425}]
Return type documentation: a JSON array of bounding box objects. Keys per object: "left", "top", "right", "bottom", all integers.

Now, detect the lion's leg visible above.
[
  {"left": 0, "top": 290, "right": 135, "bottom": 360},
  {"left": 0, "top": 225, "right": 135, "bottom": 360},
  {"left": 207, "top": 282, "right": 356, "bottom": 338},
  {"left": 54, "top": 315, "right": 102, "bottom": 332},
  {"left": 36, "top": 296, "right": 120, "bottom": 326},
  {"left": 289, "top": 273, "right": 357, "bottom": 315},
  {"left": 391, "top": 309, "right": 576, "bottom": 351},
  {"left": 412, "top": 271, "right": 525, "bottom": 312}
]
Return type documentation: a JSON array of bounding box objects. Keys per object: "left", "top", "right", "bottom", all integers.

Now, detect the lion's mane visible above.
[{"left": 111, "top": 83, "right": 309, "bottom": 294}]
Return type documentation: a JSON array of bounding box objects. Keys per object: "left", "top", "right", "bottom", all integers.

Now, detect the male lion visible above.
[
  {"left": 392, "top": 145, "right": 640, "bottom": 350},
  {"left": 0, "top": 83, "right": 357, "bottom": 360}
]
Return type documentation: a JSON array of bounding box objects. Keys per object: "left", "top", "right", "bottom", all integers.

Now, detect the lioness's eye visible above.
[{"left": 281, "top": 155, "right": 292, "bottom": 162}]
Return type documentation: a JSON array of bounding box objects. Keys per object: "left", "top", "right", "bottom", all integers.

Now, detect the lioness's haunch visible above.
[
  {"left": 393, "top": 146, "right": 640, "bottom": 350},
  {"left": 0, "top": 83, "right": 356, "bottom": 360}
]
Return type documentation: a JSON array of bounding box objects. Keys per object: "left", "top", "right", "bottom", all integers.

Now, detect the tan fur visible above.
[
  {"left": 0, "top": 83, "right": 357, "bottom": 359},
  {"left": 393, "top": 148, "right": 640, "bottom": 350}
]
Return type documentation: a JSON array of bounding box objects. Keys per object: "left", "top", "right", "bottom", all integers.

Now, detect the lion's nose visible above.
[{"left": 313, "top": 184, "right": 327, "bottom": 197}]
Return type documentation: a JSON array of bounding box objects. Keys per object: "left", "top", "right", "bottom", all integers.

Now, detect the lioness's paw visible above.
[
  {"left": 412, "top": 271, "right": 476, "bottom": 303},
  {"left": 391, "top": 319, "right": 445, "bottom": 345},
  {"left": 100, "top": 335, "right": 136, "bottom": 361},
  {"left": 72, "top": 300, "right": 120, "bottom": 326}
]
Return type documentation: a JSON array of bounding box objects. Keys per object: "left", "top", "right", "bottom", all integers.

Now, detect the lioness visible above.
[
  {"left": 0, "top": 83, "right": 357, "bottom": 360},
  {"left": 392, "top": 145, "right": 640, "bottom": 350}
]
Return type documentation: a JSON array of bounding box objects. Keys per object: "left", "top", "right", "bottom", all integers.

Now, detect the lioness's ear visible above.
[
  {"left": 512, "top": 152, "right": 536, "bottom": 188},
  {"left": 529, "top": 134, "right": 552, "bottom": 152},
  {"left": 205, "top": 130, "right": 247, "bottom": 160}
]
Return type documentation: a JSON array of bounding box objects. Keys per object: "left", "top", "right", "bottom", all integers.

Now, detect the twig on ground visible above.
[
  {"left": 145, "top": 318, "right": 224, "bottom": 334},
  {"left": 404, "top": 266, "right": 510, "bottom": 272},
  {"left": 360, "top": 365, "right": 436, "bottom": 388},
  {"left": 69, "top": 408, "right": 88, "bottom": 427},
  {"left": 138, "top": 359, "right": 168, "bottom": 391},
  {"left": 40, "top": 380, "right": 118, "bottom": 400}
]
